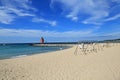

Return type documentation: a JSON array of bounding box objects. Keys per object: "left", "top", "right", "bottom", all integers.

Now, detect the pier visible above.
[{"left": 31, "top": 42, "right": 77, "bottom": 47}]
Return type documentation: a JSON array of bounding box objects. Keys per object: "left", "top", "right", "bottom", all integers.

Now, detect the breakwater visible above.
[{"left": 31, "top": 42, "right": 77, "bottom": 47}]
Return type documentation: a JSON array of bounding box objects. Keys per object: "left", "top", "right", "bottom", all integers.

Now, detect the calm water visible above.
[{"left": 0, "top": 44, "right": 70, "bottom": 59}]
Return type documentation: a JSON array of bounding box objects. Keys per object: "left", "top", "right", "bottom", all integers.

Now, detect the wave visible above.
[{"left": 11, "top": 55, "right": 28, "bottom": 59}]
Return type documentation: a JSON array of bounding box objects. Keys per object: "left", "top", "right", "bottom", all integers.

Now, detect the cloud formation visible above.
[
  {"left": 0, "top": 28, "right": 98, "bottom": 38},
  {"left": 1, "top": 27, "right": 119, "bottom": 42},
  {"left": 0, "top": 0, "right": 57, "bottom": 26},
  {"left": 0, "top": 0, "right": 35, "bottom": 24},
  {"left": 32, "top": 17, "right": 57, "bottom": 26},
  {"left": 104, "top": 14, "right": 120, "bottom": 21},
  {"left": 51, "top": 0, "right": 120, "bottom": 25}
]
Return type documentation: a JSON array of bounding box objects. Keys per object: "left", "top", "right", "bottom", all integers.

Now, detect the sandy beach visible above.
[{"left": 0, "top": 44, "right": 120, "bottom": 80}]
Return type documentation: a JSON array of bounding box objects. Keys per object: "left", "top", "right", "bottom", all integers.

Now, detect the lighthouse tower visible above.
[{"left": 40, "top": 37, "right": 44, "bottom": 43}]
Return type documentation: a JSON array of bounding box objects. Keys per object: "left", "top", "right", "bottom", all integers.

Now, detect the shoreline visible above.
[
  {"left": 0, "top": 45, "right": 72, "bottom": 60},
  {"left": 0, "top": 44, "right": 120, "bottom": 80},
  {"left": 0, "top": 46, "right": 73, "bottom": 61}
]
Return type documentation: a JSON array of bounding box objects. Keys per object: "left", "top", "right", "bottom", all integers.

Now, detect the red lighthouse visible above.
[{"left": 40, "top": 37, "right": 44, "bottom": 43}]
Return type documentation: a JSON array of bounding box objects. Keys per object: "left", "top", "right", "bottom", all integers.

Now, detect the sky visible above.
[{"left": 0, "top": 0, "right": 120, "bottom": 43}]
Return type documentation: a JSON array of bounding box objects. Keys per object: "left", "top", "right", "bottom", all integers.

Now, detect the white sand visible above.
[{"left": 0, "top": 44, "right": 120, "bottom": 80}]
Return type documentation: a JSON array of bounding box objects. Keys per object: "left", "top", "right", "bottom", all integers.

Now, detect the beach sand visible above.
[{"left": 0, "top": 44, "right": 120, "bottom": 80}]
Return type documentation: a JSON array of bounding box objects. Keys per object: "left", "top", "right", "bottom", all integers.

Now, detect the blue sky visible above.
[{"left": 0, "top": 0, "right": 120, "bottom": 43}]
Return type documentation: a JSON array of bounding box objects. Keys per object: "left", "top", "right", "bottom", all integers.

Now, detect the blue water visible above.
[{"left": 0, "top": 44, "right": 70, "bottom": 59}]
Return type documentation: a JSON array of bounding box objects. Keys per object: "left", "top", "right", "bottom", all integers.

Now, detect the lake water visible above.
[{"left": 0, "top": 44, "right": 70, "bottom": 59}]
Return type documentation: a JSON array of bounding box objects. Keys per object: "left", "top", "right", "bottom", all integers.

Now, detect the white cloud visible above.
[
  {"left": 32, "top": 17, "right": 57, "bottom": 26},
  {"left": 0, "top": 8, "right": 15, "bottom": 24},
  {"left": 0, "top": 0, "right": 57, "bottom": 26},
  {"left": 0, "top": 28, "right": 98, "bottom": 38},
  {"left": 50, "top": 21, "right": 57, "bottom": 26},
  {"left": 66, "top": 14, "right": 78, "bottom": 21},
  {"left": 105, "top": 14, "right": 120, "bottom": 21},
  {"left": 51, "top": 0, "right": 120, "bottom": 25},
  {"left": 1, "top": 27, "right": 120, "bottom": 42},
  {"left": 0, "top": 0, "right": 35, "bottom": 24},
  {"left": 108, "top": 32, "right": 120, "bottom": 36}
]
